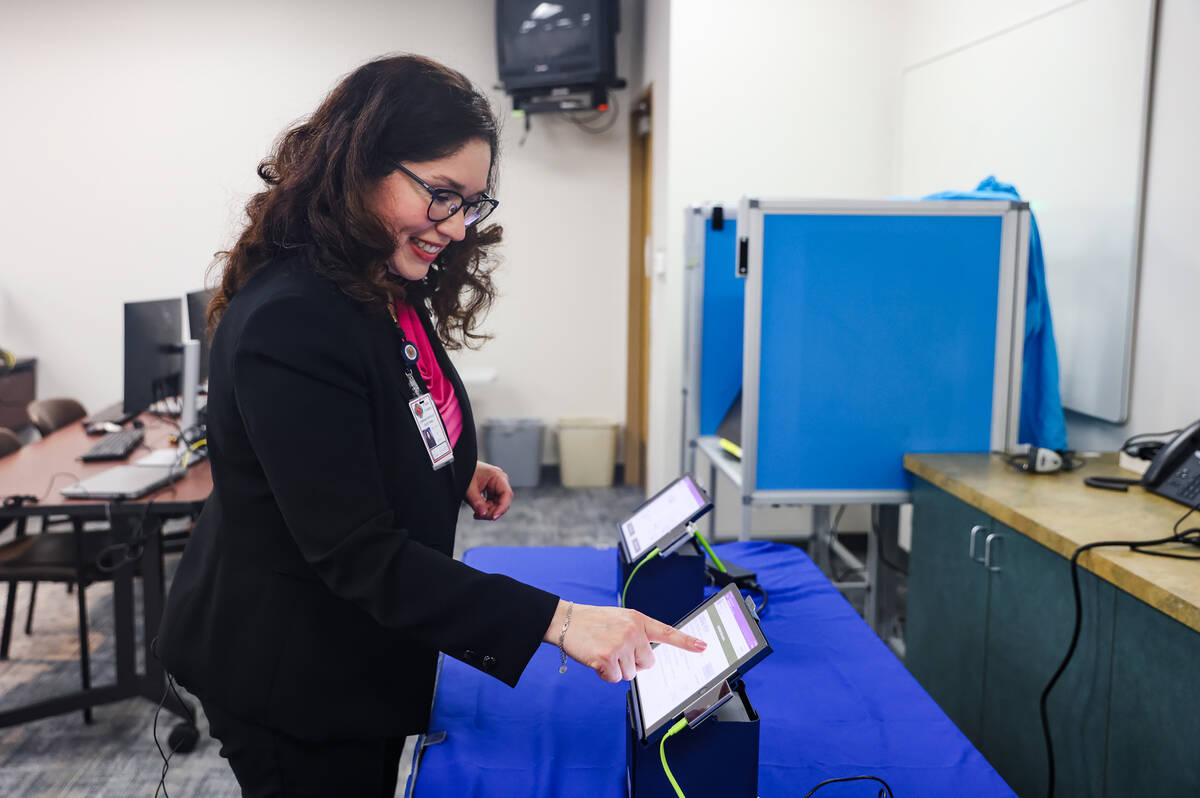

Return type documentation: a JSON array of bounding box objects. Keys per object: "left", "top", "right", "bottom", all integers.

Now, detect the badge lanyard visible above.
[{"left": 389, "top": 303, "right": 455, "bottom": 471}]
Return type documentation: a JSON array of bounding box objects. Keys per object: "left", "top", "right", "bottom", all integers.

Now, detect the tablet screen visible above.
[
  {"left": 633, "top": 584, "right": 770, "bottom": 739},
  {"left": 619, "top": 475, "right": 709, "bottom": 561}
]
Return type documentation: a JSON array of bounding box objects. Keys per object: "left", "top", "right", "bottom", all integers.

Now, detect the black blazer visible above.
[{"left": 160, "top": 259, "right": 559, "bottom": 741}]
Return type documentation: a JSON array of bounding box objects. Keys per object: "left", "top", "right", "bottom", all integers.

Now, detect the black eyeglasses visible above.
[{"left": 392, "top": 162, "right": 498, "bottom": 227}]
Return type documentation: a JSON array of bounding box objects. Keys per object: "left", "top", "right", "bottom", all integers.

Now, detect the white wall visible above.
[
  {"left": 641, "top": 0, "right": 900, "bottom": 493},
  {"left": 0, "top": 0, "right": 639, "bottom": 463},
  {"left": 1066, "top": 0, "right": 1200, "bottom": 450},
  {"left": 893, "top": 0, "right": 1199, "bottom": 450}
]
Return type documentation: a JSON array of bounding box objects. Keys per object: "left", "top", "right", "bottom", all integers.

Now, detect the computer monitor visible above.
[
  {"left": 123, "top": 298, "right": 184, "bottom": 415},
  {"left": 185, "top": 289, "right": 214, "bottom": 383}
]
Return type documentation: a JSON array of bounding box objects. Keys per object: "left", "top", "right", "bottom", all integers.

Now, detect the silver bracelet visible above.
[{"left": 557, "top": 602, "right": 574, "bottom": 674}]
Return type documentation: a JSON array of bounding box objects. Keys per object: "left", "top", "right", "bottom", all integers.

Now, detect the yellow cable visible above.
[
  {"left": 659, "top": 717, "right": 689, "bottom": 797},
  {"left": 181, "top": 437, "right": 207, "bottom": 469},
  {"left": 692, "top": 529, "right": 726, "bottom": 572},
  {"left": 621, "top": 547, "right": 660, "bottom": 607}
]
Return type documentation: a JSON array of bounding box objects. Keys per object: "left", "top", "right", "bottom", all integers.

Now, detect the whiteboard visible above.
[{"left": 896, "top": 0, "right": 1157, "bottom": 422}]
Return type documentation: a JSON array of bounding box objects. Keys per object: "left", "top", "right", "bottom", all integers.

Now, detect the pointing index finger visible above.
[{"left": 644, "top": 618, "right": 707, "bottom": 652}]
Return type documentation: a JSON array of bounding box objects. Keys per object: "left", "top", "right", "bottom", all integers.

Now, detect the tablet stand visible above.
[
  {"left": 626, "top": 679, "right": 760, "bottom": 798},
  {"left": 618, "top": 534, "right": 705, "bottom": 625}
]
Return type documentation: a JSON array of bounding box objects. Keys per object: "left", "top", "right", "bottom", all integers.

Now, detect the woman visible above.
[{"left": 159, "top": 54, "right": 704, "bottom": 796}]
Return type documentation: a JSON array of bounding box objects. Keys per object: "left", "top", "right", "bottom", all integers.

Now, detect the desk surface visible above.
[
  {"left": 0, "top": 414, "right": 211, "bottom": 514},
  {"left": 413, "top": 542, "right": 1013, "bottom": 797},
  {"left": 905, "top": 453, "right": 1200, "bottom": 634}
]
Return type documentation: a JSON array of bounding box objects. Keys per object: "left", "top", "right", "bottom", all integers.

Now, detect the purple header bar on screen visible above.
[
  {"left": 684, "top": 476, "right": 704, "bottom": 508},
  {"left": 725, "top": 593, "right": 757, "bottom": 650}
]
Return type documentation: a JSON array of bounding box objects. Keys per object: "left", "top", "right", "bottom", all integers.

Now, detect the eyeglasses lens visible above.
[{"left": 428, "top": 191, "right": 463, "bottom": 223}]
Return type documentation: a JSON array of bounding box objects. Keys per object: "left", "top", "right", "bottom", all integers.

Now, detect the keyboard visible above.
[{"left": 80, "top": 427, "right": 145, "bottom": 462}]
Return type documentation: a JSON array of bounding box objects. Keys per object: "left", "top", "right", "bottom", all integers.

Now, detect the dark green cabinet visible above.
[
  {"left": 1105, "top": 590, "right": 1200, "bottom": 797},
  {"left": 908, "top": 478, "right": 1116, "bottom": 798},
  {"left": 978, "top": 524, "right": 1114, "bottom": 798},
  {"left": 907, "top": 479, "right": 992, "bottom": 740}
]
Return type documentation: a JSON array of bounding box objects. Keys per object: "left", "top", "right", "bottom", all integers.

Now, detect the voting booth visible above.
[{"left": 689, "top": 198, "right": 1030, "bottom": 539}]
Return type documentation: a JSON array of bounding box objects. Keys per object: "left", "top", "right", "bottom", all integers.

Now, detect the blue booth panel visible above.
[
  {"left": 755, "top": 213, "right": 1003, "bottom": 492},
  {"left": 697, "top": 219, "right": 743, "bottom": 437}
]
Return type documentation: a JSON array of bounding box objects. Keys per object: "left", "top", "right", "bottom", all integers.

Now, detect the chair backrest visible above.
[
  {"left": 0, "top": 427, "right": 20, "bottom": 458},
  {"left": 26, "top": 398, "right": 87, "bottom": 438}
]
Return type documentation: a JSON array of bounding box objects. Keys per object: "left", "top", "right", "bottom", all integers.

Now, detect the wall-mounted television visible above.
[{"left": 496, "top": 0, "right": 624, "bottom": 113}]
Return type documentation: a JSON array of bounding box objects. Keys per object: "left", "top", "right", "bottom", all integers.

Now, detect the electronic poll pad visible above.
[
  {"left": 630, "top": 583, "right": 771, "bottom": 742},
  {"left": 618, "top": 475, "right": 713, "bottom": 564}
]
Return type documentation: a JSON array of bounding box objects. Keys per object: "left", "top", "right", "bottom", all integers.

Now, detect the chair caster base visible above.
[{"left": 167, "top": 722, "right": 200, "bottom": 754}]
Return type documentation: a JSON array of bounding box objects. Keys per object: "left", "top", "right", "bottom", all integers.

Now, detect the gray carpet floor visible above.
[{"left": 0, "top": 485, "right": 645, "bottom": 797}]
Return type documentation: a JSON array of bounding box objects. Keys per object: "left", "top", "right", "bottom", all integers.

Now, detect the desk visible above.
[
  {"left": 904, "top": 453, "right": 1200, "bottom": 797},
  {"left": 0, "top": 415, "right": 209, "bottom": 731},
  {"left": 410, "top": 542, "right": 1013, "bottom": 797}
]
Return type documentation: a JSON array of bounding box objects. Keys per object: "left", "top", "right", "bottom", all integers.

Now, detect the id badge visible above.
[{"left": 408, "top": 393, "right": 454, "bottom": 470}]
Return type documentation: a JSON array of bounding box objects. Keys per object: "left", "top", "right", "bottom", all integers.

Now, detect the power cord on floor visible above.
[
  {"left": 152, "top": 636, "right": 196, "bottom": 798},
  {"left": 1040, "top": 499, "right": 1200, "bottom": 798},
  {"left": 802, "top": 775, "right": 895, "bottom": 797}
]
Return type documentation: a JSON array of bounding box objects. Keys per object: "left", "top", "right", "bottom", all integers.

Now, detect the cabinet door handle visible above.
[
  {"left": 984, "top": 532, "right": 1003, "bottom": 573},
  {"left": 969, "top": 525, "right": 987, "bottom": 562}
]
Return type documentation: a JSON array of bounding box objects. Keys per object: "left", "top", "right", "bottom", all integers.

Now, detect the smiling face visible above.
[{"left": 367, "top": 138, "right": 493, "bottom": 281}]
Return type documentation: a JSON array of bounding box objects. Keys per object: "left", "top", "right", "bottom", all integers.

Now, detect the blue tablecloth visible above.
[{"left": 412, "top": 542, "right": 1015, "bottom": 797}]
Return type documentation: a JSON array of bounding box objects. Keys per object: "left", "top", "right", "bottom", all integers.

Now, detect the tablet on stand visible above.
[
  {"left": 626, "top": 584, "right": 771, "bottom": 797},
  {"left": 616, "top": 475, "right": 714, "bottom": 623}
]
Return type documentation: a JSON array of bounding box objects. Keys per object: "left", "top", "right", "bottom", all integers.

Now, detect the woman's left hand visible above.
[{"left": 466, "top": 460, "right": 513, "bottom": 520}]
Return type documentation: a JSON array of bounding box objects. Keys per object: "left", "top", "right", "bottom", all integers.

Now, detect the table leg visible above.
[
  {"left": 71, "top": 518, "right": 94, "bottom": 724},
  {"left": 864, "top": 509, "right": 880, "bottom": 632},
  {"left": 810, "top": 505, "right": 830, "bottom": 575},
  {"left": 111, "top": 541, "right": 137, "bottom": 688},
  {"left": 138, "top": 516, "right": 195, "bottom": 723}
]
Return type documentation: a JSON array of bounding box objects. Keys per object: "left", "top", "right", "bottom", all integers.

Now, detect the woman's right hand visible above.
[{"left": 544, "top": 601, "right": 708, "bottom": 683}]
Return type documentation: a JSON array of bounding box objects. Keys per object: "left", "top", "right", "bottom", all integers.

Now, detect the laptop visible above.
[{"left": 60, "top": 463, "right": 184, "bottom": 500}]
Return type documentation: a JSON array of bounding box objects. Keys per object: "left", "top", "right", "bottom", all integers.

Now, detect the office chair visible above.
[
  {"left": 26, "top": 397, "right": 87, "bottom": 438},
  {"left": 0, "top": 513, "right": 131, "bottom": 723},
  {"left": 0, "top": 428, "right": 20, "bottom": 534},
  {"left": 0, "top": 428, "right": 20, "bottom": 539},
  {"left": 0, "top": 427, "right": 19, "bottom": 458}
]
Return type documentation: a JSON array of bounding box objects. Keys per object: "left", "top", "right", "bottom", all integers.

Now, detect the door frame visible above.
[{"left": 624, "top": 86, "right": 653, "bottom": 488}]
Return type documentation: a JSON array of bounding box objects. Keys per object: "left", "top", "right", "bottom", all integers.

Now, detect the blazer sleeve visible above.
[{"left": 232, "top": 290, "right": 559, "bottom": 687}]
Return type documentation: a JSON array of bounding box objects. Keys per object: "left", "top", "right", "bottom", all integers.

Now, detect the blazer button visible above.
[{"left": 482, "top": 655, "right": 496, "bottom": 670}]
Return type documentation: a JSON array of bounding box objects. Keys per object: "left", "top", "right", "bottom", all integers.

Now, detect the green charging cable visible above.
[
  {"left": 691, "top": 527, "right": 726, "bottom": 573},
  {"left": 621, "top": 547, "right": 660, "bottom": 607},
  {"left": 659, "top": 717, "right": 690, "bottom": 797}
]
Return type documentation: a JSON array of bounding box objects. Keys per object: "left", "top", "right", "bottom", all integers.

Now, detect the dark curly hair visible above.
[{"left": 208, "top": 54, "right": 502, "bottom": 349}]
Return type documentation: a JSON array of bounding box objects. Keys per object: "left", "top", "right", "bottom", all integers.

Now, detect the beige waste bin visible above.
[{"left": 556, "top": 417, "right": 617, "bottom": 487}]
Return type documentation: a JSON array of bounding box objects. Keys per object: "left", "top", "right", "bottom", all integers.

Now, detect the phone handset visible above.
[
  {"left": 1142, "top": 419, "right": 1200, "bottom": 488},
  {"left": 1085, "top": 419, "right": 1200, "bottom": 505}
]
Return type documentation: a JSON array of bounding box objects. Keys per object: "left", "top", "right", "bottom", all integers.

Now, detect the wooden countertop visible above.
[{"left": 904, "top": 453, "right": 1200, "bottom": 634}]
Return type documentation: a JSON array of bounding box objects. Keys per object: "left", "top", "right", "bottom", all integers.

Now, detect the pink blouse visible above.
[{"left": 393, "top": 300, "right": 463, "bottom": 448}]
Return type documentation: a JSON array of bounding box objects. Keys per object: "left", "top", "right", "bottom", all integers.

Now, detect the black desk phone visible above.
[
  {"left": 1089, "top": 420, "right": 1200, "bottom": 507},
  {"left": 1142, "top": 419, "right": 1200, "bottom": 507}
]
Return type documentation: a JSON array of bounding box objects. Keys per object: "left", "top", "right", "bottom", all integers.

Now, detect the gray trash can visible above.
[{"left": 483, "top": 419, "right": 544, "bottom": 488}]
